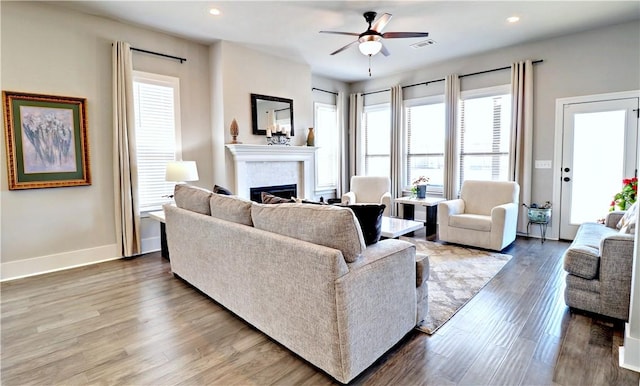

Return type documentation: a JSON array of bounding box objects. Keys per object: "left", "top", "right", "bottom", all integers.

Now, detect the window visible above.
[
  {"left": 363, "top": 104, "right": 391, "bottom": 177},
  {"left": 404, "top": 97, "right": 445, "bottom": 194},
  {"left": 458, "top": 85, "right": 511, "bottom": 189},
  {"left": 314, "top": 102, "right": 339, "bottom": 189},
  {"left": 133, "top": 71, "right": 181, "bottom": 212}
]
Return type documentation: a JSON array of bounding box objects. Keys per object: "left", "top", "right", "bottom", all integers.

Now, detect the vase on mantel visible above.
[{"left": 306, "top": 127, "right": 315, "bottom": 147}]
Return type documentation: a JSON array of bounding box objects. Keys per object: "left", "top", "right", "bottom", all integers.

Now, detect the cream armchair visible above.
[
  {"left": 342, "top": 176, "right": 392, "bottom": 216},
  {"left": 437, "top": 180, "right": 520, "bottom": 251}
]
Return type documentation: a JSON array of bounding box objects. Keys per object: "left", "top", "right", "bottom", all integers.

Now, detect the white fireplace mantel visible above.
[{"left": 225, "top": 144, "right": 317, "bottom": 200}]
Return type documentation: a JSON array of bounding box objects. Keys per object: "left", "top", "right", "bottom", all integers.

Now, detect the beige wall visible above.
[
  {"left": 0, "top": 2, "right": 211, "bottom": 277},
  {"left": 211, "top": 41, "right": 314, "bottom": 190},
  {"left": 350, "top": 20, "right": 640, "bottom": 240}
]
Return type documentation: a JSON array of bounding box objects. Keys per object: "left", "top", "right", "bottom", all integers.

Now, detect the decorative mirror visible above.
[{"left": 251, "top": 93, "right": 294, "bottom": 136}]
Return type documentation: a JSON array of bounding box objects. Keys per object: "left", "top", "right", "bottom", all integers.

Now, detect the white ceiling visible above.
[{"left": 56, "top": 1, "right": 640, "bottom": 82}]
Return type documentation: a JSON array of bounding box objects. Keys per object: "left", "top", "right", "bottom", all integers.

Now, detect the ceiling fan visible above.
[{"left": 320, "top": 11, "right": 429, "bottom": 57}]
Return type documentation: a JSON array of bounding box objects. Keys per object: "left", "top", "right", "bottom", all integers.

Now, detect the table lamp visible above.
[{"left": 165, "top": 160, "right": 199, "bottom": 183}]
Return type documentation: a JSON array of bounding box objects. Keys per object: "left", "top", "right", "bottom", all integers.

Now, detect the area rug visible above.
[{"left": 400, "top": 237, "right": 512, "bottom": 335}]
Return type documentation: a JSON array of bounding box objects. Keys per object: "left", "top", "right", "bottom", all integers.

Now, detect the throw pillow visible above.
[
  {"left": 209, "top": 194, "right": 253, "bottom": 226},
  {"left": 213, "top": 184, "right": 233, "bottom": 195},
  {"left": 261, "top": 192, "right": 293, "bottom": 204},
  {"left": 342, "top": 204, "right": 386, "bottom": 245},
  {"left": 617, "top": 202, "right": 638, "bottom": 234},
  {"left": 174, "top": 184, "right": 213, "bottom": 215}
]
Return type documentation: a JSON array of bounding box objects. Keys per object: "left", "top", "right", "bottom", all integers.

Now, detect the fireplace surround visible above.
[{"left": 226, "top": 144, "right": 317, "bottom": 200}]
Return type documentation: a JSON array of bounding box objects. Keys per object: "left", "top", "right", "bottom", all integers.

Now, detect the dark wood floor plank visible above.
[{"left": 2, "top": 237, "right": 639, "bottom": 385}]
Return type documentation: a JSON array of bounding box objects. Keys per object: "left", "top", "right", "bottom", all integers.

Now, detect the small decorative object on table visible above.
[
  {"left": 411, "top": 176, "right": 429, "bottom": 199},
  {"left": 306, "top": 127, "right": 315, "bottom": 146},
  {"left": 523, "top": 201, "right": 552, "bottom": 242},
  {"left": 610, "top": 177, "right": 637, "bottom": 211},
  {"left": 229, "top": 118, "right": 241, "bottom": 144}
]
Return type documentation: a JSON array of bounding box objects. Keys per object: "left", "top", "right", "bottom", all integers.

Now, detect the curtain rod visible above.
[
  {"left": 362, "top": 59, "right": 543, "bottom": 96},
  {"left": 312, "top": 87, "right": 339, "bottom": 96},
  {"left": 130, "top": 47, "right": 187, "bottom": 63}
]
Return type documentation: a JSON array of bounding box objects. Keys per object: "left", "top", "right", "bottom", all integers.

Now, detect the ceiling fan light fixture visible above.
[{"left": 358, "top": 36, "right": 382, "bottom": 56}]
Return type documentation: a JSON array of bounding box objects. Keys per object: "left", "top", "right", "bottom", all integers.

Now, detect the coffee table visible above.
[{"left": 380, "top": 216, "right": 424, "bottom": 238}]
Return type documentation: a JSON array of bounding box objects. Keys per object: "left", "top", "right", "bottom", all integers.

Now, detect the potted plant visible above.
[
  {"left": 411, "top": 176, "right": 429, "bottom": 199},
  {"left": 610, "top": 177, "right": 637, "bottom": 211}
]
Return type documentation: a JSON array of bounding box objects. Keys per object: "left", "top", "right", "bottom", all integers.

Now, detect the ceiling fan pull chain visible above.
[{"left": 368, "top": 54, "right": 372, "bottom": 77}]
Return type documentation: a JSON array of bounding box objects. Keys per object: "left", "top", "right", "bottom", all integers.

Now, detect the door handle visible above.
[
  {"left": 564, "top": 177, "right": 571, "bottom": 182},
  {"left": 564, "top": 167, "right": 570, "bottom": 172}
]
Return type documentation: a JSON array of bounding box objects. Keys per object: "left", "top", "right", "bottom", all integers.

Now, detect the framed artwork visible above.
[{"left": 3, "top": 91, "right": 91, "bottom": 190}]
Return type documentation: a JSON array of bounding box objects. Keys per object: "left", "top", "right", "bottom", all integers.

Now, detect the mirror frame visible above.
[{"left": 251, "top": 93, "right": 294, "bottom": 135}]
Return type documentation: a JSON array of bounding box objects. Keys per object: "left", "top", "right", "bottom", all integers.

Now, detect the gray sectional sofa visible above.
[
  {"left": 164, "top": 184, "right": 429, "bottom": 383},
  {"left": 563, "top": 211, "right": 634, "bottom": 320}
]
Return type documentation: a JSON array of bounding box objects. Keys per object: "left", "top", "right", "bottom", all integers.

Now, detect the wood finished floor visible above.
[{"left": 2, "top": 233, "right": 639, "bottom": 385}]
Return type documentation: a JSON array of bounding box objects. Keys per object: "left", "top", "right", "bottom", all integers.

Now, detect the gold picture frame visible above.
[{"left": 3, "top": 91, "right": 91, "bottom": 190}]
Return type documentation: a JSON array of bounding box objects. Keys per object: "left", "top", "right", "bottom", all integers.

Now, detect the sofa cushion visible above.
[
  {"left": 577, "top": 222, "right": 620, "bottom": 249},
  {"left": 564, "top": 245, "right": 600, "bottom": 280},
  {"left": 174, "top": 184, "right": 213, "bottom": 215},
  {"left": 448, "top": 214, "right": 492, "bottom": 232},
  {"left": 209, "top": 194, "right": 253, "bottom": 226},
  {"left": 213, "top": 184, "right": 233, "bottom": 195},
  {"left": 261, "top": 192, "right": 294, "bottom": 204},
  {"left": 251, "top": 203, "right": 366, "bottom": 263},
  {"left": 342, "top": 204, "right": 385, "bottom": 245},
  {"left": 617, "top": 202, "right": 638, "bottom": 234}
]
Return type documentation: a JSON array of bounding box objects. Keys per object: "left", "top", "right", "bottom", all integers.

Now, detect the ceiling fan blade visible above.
[
  {"left": 382, "top": 32, "right": 429, "bottom": 39},
  {"left": 319, "top": 31, "right": 360, "bottom": 37},
  {"left": 330, "top": 40, "right": 358, "bottom": 55},
  {"left": 371, "top": 13, "right": 392, "bottom": 32},
  {"left": 380, "top": 43, "right": 390, "bottom": 57}
]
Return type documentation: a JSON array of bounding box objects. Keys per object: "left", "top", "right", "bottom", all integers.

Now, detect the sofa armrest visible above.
[
  {"left": 342, "top": 191, "right": 356, "bottom": 205},
  {"left": 599, "top": 233, "right": 635, "bottom": 320},
  {"left": 605, "top": 211, "right": 625, "bottom": 229},
  {"left": 336, "top": 239, "right": 417, "bottom": 378}
]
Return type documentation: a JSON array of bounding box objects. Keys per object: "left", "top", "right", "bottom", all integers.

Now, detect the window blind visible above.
[
  {"left": 314, "top": 103, "right": 339, "bottom": 189},
  {"left": 363, "top": 105, "right": 391, "bottom": 177},
  {"left": 133, "top": 75, "right": 180, "bottom": 211}
]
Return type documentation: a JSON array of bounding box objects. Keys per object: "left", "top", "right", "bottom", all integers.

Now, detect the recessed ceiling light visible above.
[
  {"left": 209, "top": 8, "right": 221, "bottom": 16},
  {"left": 507, "top": 16, "right": 520, "bottom": 23}
]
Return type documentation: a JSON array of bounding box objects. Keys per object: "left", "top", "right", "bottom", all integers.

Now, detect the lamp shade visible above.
[
  {"left": 358, "top": 35, "right": 382, "bottom": 56},
  {"left": 165, "top": 161, "right": 199, "bottom": 182}
]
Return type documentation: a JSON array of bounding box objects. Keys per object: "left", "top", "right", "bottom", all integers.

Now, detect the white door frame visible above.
[{"left": 552, "top": 90, "right": 640, "bottom": 240}]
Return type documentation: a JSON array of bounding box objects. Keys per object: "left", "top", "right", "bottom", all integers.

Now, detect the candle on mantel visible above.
[
  {"left": 266, "top": 128, "right": 272, "bottom": 137},
  {"left": 285, "top": 128, "right": 290, "bottom": 138}
]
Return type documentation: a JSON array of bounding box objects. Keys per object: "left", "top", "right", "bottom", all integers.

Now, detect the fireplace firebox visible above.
[{"left": 249, "top": 184, "right": 297, "bottom": 203}]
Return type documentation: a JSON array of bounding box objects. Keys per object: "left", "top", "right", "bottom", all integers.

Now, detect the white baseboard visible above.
[
  {"left": 141, "top": 236, "right": 161, "bottom": 255},
  {"left": 1, "top": 244, "right": 120, "bottom": 282},
  {"left": 619, "top": 323, "right": 640, "bottom": 372}
]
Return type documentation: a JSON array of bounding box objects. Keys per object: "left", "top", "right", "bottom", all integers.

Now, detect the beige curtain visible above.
[
  {"left": 510, "top": 60, "right": 534, "bottom": 233},
  {"left": 337, "top": 91, "right": 347, "bottom": 196},
  {"left": 113, "top": 41, "right": 141, "bottom": 257},
  {"left": 390, "top": 85, "right": 403, "bottom": 216},
  {"left": 349, "top": 92, "right": 364, "bottom": 181},
  {"left": 444, "top": 74, "right": 460, "bottom": 199}
]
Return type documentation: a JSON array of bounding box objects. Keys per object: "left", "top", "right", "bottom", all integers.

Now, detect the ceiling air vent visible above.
[{"left": 410, "top": 39, "right": 436, "bottom": 49}]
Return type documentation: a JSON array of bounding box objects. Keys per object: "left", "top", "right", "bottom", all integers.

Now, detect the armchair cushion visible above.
[
  {"left": 342, "top": 176, "right": 392, "bottom": 216},
  {"left": 448, "top": 214, "right": 492, "bottom": 232}
]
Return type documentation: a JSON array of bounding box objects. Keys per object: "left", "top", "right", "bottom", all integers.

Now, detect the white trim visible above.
[
  {"left": 225, "top": 144, "right": 318, "bottom": 200},
  {"left": 460, "top": 84, "right": 510, "bottom": 100},
  {"left": 552, "top": 89, "right": 640, "bottom": 240},
  {"left": 620, "top": 323, "right": 640, "bottom": 372},
  {"left": 1, "top": 244, "right": 120, "bottom": 282}
]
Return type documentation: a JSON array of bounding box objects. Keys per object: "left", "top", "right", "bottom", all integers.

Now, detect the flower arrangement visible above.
[
  {"left": 610, "top": 177, "right": 638, "bottom": 211},
  {"left": 410, "top": 176, "right": 429, "bottom": 198}
]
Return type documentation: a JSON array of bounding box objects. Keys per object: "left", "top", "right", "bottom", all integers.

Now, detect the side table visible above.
[
  {"left": 148, "top": 210, "right": 169, "bottom": 259},
  {"left": 394, "top": 196, "right": 446, "bottom": 239}
]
